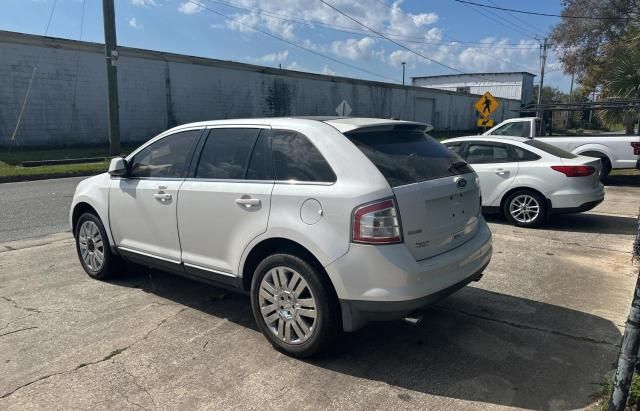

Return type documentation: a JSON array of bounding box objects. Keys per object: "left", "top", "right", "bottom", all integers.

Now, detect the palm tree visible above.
[{"left": 596, "top": 35, "right": 640, "bottom": 134}]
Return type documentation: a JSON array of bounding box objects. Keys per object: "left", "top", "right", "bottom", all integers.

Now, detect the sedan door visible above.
[
  {"left": 177, "top": 127, "right": 273, "bottom": 282},
  {"left": 462, "top": 141, "right": 519, "bottom": 206},
  {"left": 109, "top": 129, "right": 202, "bottom": 262}
]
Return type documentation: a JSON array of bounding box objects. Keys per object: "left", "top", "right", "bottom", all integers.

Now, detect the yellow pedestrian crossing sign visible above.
[
  {"left": 474, "top": 92, "right": 500, "bottom": 118},
  {"left": 477, "top": 118, "right": 494, "bottom": 128}
]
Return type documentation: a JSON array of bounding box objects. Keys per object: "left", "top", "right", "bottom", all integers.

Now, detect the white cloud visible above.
[
  {"left": 286, "top": 61, "right": 307, "bottom": 71},
  {"left": 321, "top": 65, "right": 337, "bottom": 75},
  {"left": 178, "top": 1, "right": 202, "bottom": 15},
  {"left": 129, "top": 17, "right": 142, "bottom": 29},
  {"left": 255, "top": 50, "right": 289, "bottom": 63},
  {"left": 330, "top": 37, "right": 379, "bottom": 61},
  {"left": 131, "top": 0, "right": 157, "bottom": 6}
]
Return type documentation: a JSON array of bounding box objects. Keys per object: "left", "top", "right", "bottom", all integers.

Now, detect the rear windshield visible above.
[
  {"left": 344, "top": 125, "right": 473, "bottom": 187},
  {"left": 524, "top": 140, "right": 577, "bottom": 159}
]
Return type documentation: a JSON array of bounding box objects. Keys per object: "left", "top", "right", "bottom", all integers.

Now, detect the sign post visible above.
[{"left": 474, "top": 91, "right": 500, "bottom": 133}]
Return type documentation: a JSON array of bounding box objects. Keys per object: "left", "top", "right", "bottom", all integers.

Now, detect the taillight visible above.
[
  {"left": 352, "top": 198, "right": 402, "bottom": 244},
  {"left": 551, "top": 165, "right": 595, "bottom": 177},
  {"left": 632, "top": 142, "right": 640, "bottom": 155}
]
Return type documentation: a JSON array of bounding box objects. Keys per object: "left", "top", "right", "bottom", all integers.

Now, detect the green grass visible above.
[
  {"left": 598, "top": 373, "right": 640, "bottom": 410},
  {"left": 0, "top": 144, "right": 137, "bottom": 180}
]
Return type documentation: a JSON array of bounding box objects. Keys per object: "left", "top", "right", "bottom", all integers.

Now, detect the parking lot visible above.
[{"left": 0, "top": 177, "right": 638, "bottom": 410}]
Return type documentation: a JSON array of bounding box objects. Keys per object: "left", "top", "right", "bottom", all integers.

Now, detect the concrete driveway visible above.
[{"left": 0, "top": 179, "right": 638, "bottom": 410}]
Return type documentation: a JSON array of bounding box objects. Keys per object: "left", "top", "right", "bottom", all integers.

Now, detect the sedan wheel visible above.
[
  {"left": 503, "top": 190, "right": 547, "bottom": 228},
  {"left": 75, "top": 212, "right": 121, "bottom": 280}
]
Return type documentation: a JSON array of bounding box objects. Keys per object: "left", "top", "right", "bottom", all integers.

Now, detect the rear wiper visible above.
[{"left": 449, "top": 161, "right": 468, "bottom": 172}]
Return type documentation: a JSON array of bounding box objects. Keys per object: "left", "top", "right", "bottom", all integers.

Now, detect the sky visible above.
[{"left": 0, "top": 0, "right": 572, "bottom": 90}]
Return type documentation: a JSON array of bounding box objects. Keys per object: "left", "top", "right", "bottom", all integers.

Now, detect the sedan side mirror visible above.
[{"left": 108, "top": 157, "right": 128, "bottom": 177}]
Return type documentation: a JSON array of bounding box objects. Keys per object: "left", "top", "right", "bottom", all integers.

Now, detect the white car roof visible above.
[{"left": 165, "top": 117, "right": 430, "bottom": 134}]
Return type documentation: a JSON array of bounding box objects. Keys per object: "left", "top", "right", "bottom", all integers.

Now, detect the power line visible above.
[
  {"left": 456, "top": 0, "right": 539, "bottom": 39},
  {"left": 188, "top": 0, "right": 397, "bottom": 82},
  {"left": 486, "top": 0, "right": 546, "bottom": 36},
  {"left": 318, "top": 0, "right": 509, "bottom": 81},
  {"left": 204, "top": 0, "right": 541, "bottom": 49},
  {"left": 453, "top": 0, "right": 632, "bottom": 20}
]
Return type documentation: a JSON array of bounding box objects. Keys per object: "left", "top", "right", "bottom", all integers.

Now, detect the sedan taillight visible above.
[
  {"left": 551, "top": 165, "right": 595, "bottom": 177},
  {"left": 632, "top": 142, "right": 640, "bottom": 155},
  {"left": 352, "top": 198, "right": 402, "bottom": 244}
]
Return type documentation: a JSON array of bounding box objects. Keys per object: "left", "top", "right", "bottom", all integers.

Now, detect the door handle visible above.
[
  {"left": 154, "top": 192, "right": 172, "bottom": 202},
  {"left": 495, "top": 168, "right": 509, "bottom": 176},
  {"left": 235, "top": 198, "right": 261, "bottom": 207}
]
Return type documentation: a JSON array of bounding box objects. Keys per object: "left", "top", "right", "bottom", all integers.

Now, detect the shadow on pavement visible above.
[
  {"left": 605, "top": 174, "right": 640, "bottom": 187},
  {"left": 485, "top": 212, "right": 638, "bottom": 236},
  {"left": 111, "top": 267, "right": 621, "bottom": 410}
]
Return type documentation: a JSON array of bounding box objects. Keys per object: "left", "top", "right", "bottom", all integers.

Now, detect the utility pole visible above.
[
  {"left": 401, "top": 62, "right": 406, "bottom": 86},
  {"left": 536, "top": 38, "right": 549, "bottom": 136},
  {"left": 102, "top": 0, "right": 120, "bottom": 155}
]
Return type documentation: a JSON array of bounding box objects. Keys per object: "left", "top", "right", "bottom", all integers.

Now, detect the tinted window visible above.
[
  {"left": 525, "top": 139, "right": 578, "bottom": 159},
  {"left": 129, "top": 130, "right": 200, "bottom": 178},
  {"left": 246, "top": 132, "right": 274, "bottom": 180},
  {"left": 510, "top": 145, "right": 541, "bottom": 162},
  {"left": 465, "top": 143, "right": 510, "bottom": 164},
  {"left": 345, "top": 126, "right": 472, "bottom": 187},
  {"left": 272, "top": 130, "right": 336, "bottom": 182},
  {"left": 196, "top": 128, "right": 261, "bottom": 179},
  {"left": 444, "top": 142, "right": 463, "bottom": 154}
]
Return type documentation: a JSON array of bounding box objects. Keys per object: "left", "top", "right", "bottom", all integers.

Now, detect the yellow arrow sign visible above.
[
  {"left": 474, "top": 91, "right": 500, "bottom": 119},
  {"left": 477, "top": 118, "right": 494, "bottom": 128}
]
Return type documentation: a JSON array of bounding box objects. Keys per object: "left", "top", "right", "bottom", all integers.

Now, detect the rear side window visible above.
[
  {"left": 271, "top": 130, "right": 336, "bottom": 183},
  {"left": 510, "top": 145, "right": 541, "bottom": 162},
  {"left": 196, "top": 128, "right": 261, "bottom": 179},
  {"left": 525, "top": 140, "right": 577, "bottom": 159},
  {"left": 344, "top": 125, "right": 472, "bottom": 187},
  {"left": 444, "top": 142, "right": 463, "bottom": 154},
  {"left": 246, "top": 132, "right": 274, "bottom": 180},
  {"left": 129, "top": 130, "right": 201, "bottom": 178}
]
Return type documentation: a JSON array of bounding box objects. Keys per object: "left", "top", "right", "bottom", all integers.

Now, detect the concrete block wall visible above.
[{"left": 0, "top": 30, "right": 521, "bottom": 147}]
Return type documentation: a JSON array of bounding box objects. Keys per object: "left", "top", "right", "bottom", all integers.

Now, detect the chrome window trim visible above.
[{"left": 125, "top": 126, "right": 208, "bottom": 162}]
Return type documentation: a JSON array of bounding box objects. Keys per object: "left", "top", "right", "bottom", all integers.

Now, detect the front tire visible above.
[
  {"left": 503, "top": 190, "right": 547, "bottom": 228},
  {"left": 250, "top": 253, "right": 340, "bottom": 358},
  {"left": 75, "top": 212, "right": 121, "bottom": 280}
]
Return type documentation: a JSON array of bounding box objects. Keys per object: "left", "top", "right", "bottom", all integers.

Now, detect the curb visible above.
[{"left": 0, "top": 171, "right": 100, "bottom": 184}]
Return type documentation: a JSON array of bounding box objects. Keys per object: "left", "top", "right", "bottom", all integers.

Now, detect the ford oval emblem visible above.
[{"left": 456, "top": 178, "right": 467, "bottom": 188}]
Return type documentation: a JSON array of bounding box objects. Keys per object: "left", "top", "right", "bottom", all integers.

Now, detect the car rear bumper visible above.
[
  {"left": 548, "top": 185, "right": 604, "bottom": 209},
  {"left": 325, "top": 218, "right": 492, "bottom": 331},
  {"left": 551, "top": 197, "right": 604, "bottom": 214}
]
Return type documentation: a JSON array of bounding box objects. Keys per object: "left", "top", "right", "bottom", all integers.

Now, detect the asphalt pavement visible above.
[
  {"left": 0, "top": 177, "right": 84, "bottom": 242},
  {"left": 0, "top": 177, "right": 638, "bottom": 409}
]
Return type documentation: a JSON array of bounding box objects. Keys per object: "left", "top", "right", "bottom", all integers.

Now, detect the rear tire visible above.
[
  {"left": 75, "top": 212, "right": 122, "bottom": 280},
  {"left": 502, "top": 189, "right": 548, "bottom": 228},
  {"left": 250, "top": 253, "right": 340, "bottom": 358},
  {"left": 599, "top": 157, "right": 612, "bottom": 183}
]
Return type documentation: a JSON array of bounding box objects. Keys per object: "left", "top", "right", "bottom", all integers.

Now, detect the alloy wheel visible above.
[
  {"left": 78, "top": 220, "right": 105, "bottom": 272},
  {"left": 258, "top": 266, "right": 317, "bottom": 345},
  {"left": 509, "top": 194, "right": 540, "bottom": 224}
]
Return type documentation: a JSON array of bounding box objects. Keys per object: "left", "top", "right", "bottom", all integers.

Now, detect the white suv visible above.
[{"left": 70, "top": 117, "right": 492, "bottom": 357}]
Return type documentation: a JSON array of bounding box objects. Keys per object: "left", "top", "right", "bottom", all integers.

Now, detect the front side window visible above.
[
  {"left": 271, "top": 130, "right": 336, "bottom": 183},
  {"left": 465, "top": 142, "right": 511, "bottom": 164},
  {"left": 195, "top": 128, "right": 262, "bottom": 179},
  {"left": 129, "top": 130, "right": 201, "bottom": 178},
  {"left": 345, "top": 125, "right": 472, "bottom": 187}
]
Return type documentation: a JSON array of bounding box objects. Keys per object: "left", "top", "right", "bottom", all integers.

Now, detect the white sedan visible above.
[{"left": 442, "top": 136, "right": 605, "bottom": 228}]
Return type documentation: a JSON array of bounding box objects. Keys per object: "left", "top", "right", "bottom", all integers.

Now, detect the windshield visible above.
[{"left": 344, "top": 125, "right": 473, "bottom": 187}]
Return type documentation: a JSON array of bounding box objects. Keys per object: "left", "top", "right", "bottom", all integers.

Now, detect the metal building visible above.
[{"left": 412, "top": 72, "right": 536, "bottom": 105}]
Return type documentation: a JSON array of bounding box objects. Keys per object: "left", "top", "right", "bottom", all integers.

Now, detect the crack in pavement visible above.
[
  {"left": 116, "top": 360, "right": 158, "bottom": 410},
  {"left": 438, "top": 306, "right": 617, "bottom": 346},
  {"left": 0, "top": 296, "right": 42, "bottom": 314},
  {"left": 0, "top": 326, "right": 38, "bottom": 338},
  {"left": 0, "top": 306, "right": 188, "bottom": 400}
]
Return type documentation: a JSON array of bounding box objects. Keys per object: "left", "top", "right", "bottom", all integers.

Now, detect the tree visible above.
[
  {"left": 532, "top": 85, "right": 569, "bottom": 104},
  {"left": 550, "top": 0, "right": 640, "bottom": 88}
]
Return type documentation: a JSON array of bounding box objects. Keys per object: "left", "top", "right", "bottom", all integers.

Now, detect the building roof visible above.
[{"left": 412, "top": 71, "right": 536, "bottom": 80}]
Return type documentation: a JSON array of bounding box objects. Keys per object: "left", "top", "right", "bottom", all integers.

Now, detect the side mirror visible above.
[{"left": 108, "top": 157, "right": 128, "bottom": 177}]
